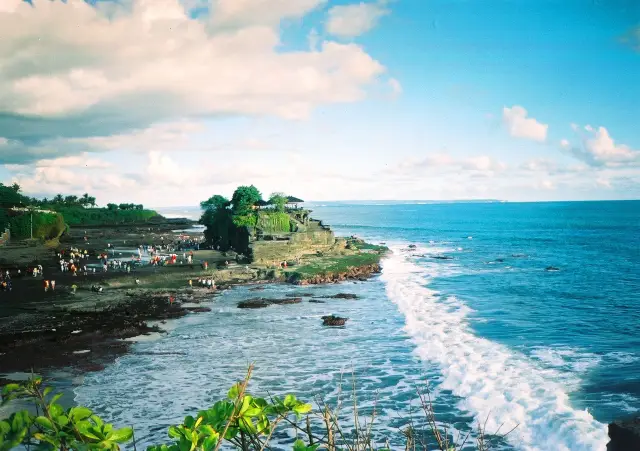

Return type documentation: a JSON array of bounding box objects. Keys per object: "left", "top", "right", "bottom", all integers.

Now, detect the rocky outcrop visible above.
[
  {"left": 322, "top": 315, "right": 348, "bottom": 326},
  {"left": 290, "top": 263, "right": 381, "bottom": 285},
  {"left": 608, "top": 417, "right": 640, "bottom": 450},
  {"left": 545, "top": 266, "right": 560, "bottom": 272},
  {"left": 237, "top": 297, "right": 303, "bottom": 309}
]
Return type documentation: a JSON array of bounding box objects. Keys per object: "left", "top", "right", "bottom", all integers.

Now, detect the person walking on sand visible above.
[
  {"left": 50, "top": 280, "right": 56, "bottom": 291},
  {"left": 44, "top": 280, "right": 49, "bottom": 292},
  {"left": 188, "top": 279, "right": 193, "bottom": 288}
]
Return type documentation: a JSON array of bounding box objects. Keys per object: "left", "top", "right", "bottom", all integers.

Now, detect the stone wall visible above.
[{"left": 250, "top": 228, "right": 344, "bottom": 264}]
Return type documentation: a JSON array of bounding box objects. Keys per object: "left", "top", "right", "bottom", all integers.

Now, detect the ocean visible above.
[{"left": 75, "top": 201, "right": 640, "bottom": 450}]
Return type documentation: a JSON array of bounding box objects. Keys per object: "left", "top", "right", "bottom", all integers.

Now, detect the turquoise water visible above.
[{"left": 76, "top": 201, "right": 640, "bottom": 450}]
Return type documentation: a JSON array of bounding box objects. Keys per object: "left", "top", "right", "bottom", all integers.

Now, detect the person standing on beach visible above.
[
  {"left": 43, "top": 280, "right": 49, "bottom": 292},
  {"left": 50, "top": 280, "right": 56, "bottom": 291}
]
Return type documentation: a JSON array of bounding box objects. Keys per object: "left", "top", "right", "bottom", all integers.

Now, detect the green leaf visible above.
[
  {"left": 55, "top": 415, "right": 69, "bottom": 428},
  {"left": 168, "top": 426, "right": 182, "bottom": 439},
  {"left": 11, "top": 413, "right": 24, "bottom": 432},
  {"left": 50, "top": 393, "right": 63, "bottom": 405},
  {"left": 48, "top": 403, "right": 63, "bottom": 418},
  {"left": 0, "top": 420, "right": 10, "bottom": 435},
  {"left": 43, "top": 387, "right": 53, "bottom": 397},
  {"left": 183, "top": 416, "right": 195, "bottom": 429},
  {"left": 35, "top": 416, "right": 55, "bottom": 431},
  {"left": 293, "top": 439, "right": 307, "bottom": 451},
  {"left": 1, "top": 384, "right": 21, "bottom": 396},
  {"left": 109, "top": 427, "right": 133, "bottom": 443},
  {"left": 70, "top": 406, "right": 93, "bottom": 422},
  {"left": 202, "top": 435, "right": 218, "bottom": 451},
  {"left": 90, "top": 414, "right": 104, "bottom": 428},
  {"left": 227, "top": 383, "right": 242, "bottom": 400},
  {"left": 284, "top": 395, "right": 296, "bottom": 408},
  {"left": 243, "top": 407, "right": 262, "bottom": 417},
  {"left": 293, "top": 403, "right": 312, "bottom": 415}
]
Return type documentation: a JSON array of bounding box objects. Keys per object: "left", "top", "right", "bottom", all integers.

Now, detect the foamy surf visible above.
[{"left": 380, "top": 248, "right": 609, "bottom": 451}]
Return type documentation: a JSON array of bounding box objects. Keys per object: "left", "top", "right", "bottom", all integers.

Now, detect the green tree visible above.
[
  {"left": 200, "top": 195, "right": 229, "bottom": 212},
  {"left": 10, "top": 183, "right": 20, "bottom": 193},
  {"left": 107, "top": 203, "right": 119, "bottom": 211},
  {"left": 231, "top": 185, "right": 262, "bottom": 215},
  {"left": 268, "top": 192, "right": 288, "bottom": 213},
  {"left": 53, "top": 194, "right": 64, "bottom": 204}
]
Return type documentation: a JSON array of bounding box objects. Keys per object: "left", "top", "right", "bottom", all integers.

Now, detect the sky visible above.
[{"left": 0, "top": 0, "right": 638, "bottom": 207}]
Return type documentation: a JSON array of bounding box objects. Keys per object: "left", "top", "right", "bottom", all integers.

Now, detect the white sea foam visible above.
[{"left": 380, "top": 249, "right": 609, "bottom": 451}]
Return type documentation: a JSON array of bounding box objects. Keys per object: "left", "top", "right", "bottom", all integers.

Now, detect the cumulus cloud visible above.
[
  {"left": 0, "top": 0, "right": 388, "bottom": 163},
  {"left": 561, "top": 125, "right": 640, "bottom": 168},
  {"left": 326, "top": 1, "right": 389, "bottom": 38},
  {"left": 502, "top": 105, "right": 548, "bottom": 142},
  {"left": 390, "top": 153, "right": 507, "bottom": 179}
]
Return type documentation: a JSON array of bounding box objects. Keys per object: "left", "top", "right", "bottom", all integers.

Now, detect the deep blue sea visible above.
[{"left": 75, "top": 201, "right": 640, "bottom": 451}]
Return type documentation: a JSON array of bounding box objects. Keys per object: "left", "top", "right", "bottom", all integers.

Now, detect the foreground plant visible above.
[
  {"left": 0, "top": 376, "right": 133, "bottom": 450},
  {"left": 1, "top": 366, "right": 515, "bottom": 451}
]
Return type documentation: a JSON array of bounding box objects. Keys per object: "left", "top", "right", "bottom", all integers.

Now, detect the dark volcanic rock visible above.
[
  {"left": 309, "top": 300, "right": 326, "bottom": 304},
  {"left": 271, "top": 297, "right": 302, "bottom": 305},
  {"left": 408, "top": 244, "right": 417, "bottom": 249},
  {"left": 430, "top": 255, "right": 453, "bottom": 260},
  {"left": 249, "top": 286, "right": 266, "bottom": 292},
  {"left": 238, "top": 298, "right": 272, "bottom": 309},
  {"left": 185, "top": 306, "right": 212, "bottom": 313},
  {"left": 608, "top": 417, "right": 640, "bottom": 451},
  {"left": 322, "top": 315, "right": 348, "bottom": 326},
  {"left": 237, "top": 297, "right": 302, "bottom": 308},
  {"left": 545, "top": 266, "right": 560, "bottom": 272},
  {"left": 329, "top": 293, "right": 359, "bottom": 300}
]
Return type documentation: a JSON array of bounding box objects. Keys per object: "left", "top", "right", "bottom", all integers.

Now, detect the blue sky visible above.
[{"left": 0, "top": 0, "right": 638, "bottom": 206}]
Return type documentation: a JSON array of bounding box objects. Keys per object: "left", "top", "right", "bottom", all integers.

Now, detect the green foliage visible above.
[
  {"left": 256, "top": 212, "right": 291, "bottom": 233},
  {"left": 1, "top": 369, "right": 507, "bottom": 451},
  {"left": 232, "top": 214, "right": 258, "bottom": 228},
  {"left": 200, "top": 195, "right": 229, "bottom": 212},
  {"left": 267, "top": 192, "right": 288, "bottom": 213},
  {"left": 1, "top": 377, "right": 133, "bottom": 451},
  {"left": 231, "top": 185, "right": 262, "bottom": 215},
  {"left": 9, "top": 212, "right": 66, "bottom": 240},
  {"left": 0, "top": 183, "right": 31, "bottom": 208},
  {"left": 55, "top": 207, "right": 158, "bottom": 226},
  {"left": 288, "top": 252, "right": 381, "bottom": 282}
]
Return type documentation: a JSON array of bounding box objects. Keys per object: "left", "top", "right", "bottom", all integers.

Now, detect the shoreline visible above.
[{"left": 0, "top": 218, "right": 384, "bottom": 385}]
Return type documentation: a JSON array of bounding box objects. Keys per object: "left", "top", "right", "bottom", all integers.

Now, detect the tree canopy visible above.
[
  {"left": 231, "top": 185, "right": 262, "bottom": 215},
  {"left": 200, "top": 195, "right": 230, "bottom": 211},
  {"left": 268, "top": 192, "right": 288, "bottom": 212}
]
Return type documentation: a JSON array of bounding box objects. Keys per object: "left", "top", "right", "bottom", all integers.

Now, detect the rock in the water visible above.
[
  {"left": 408, "top": 244, "right": 417, "bottom": 249},
  {"left": 238, "top": 299, "right": 272, "bottom": 309},
  {"left": 271, "top": 297, "right": 302, "bottom": 305},
  {"left": 430, "top": 255, "right": 453, "bottom": 260},
  {"left": 330, "top": 293, "right": 359, "bottom": 299},
  {"left": 309, "top": 300, "right": 326, "bottom": 304},
  {"left": 237, "top": 297, "right": 302, "bottom": 308},
  {"left": 545, "top": 266, "right": 560, "bottom": 272},
  {"left": 322, "top": 315, "right": 348, "bottom": 326},
  {"left": 608, "top": 417, "right": 640, "bottom": 451},
  {"left": 249, "top": 286, "right": 266, "bottom": 292}
]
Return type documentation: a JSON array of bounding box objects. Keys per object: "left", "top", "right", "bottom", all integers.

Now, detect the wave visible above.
[{"left": 380, "top": 248, "right": 608, "bottom": 451}]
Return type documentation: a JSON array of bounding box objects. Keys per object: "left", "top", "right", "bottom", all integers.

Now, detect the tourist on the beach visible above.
[
  {"left": 43, "top": 280, "right": 49, "bottom": 292},
  {"left": 50, "top": 280, "right": 55, "bottom": 291},
  {"left": 188, "top": 279, "right": 193, "bottom": 287},
  {"left": 135, "top": 279, "right": 140, "bottom": 285}
]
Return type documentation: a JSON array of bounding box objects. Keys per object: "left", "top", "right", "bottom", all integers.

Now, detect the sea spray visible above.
[{"left": 380, "top": 247, "right": 609, "bottom": 451}]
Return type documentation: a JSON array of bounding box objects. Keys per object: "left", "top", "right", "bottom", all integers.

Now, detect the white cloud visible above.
[
  {"left": 560, "top": 139, "right": 570, "bottom": 149},
  {"left": 0, "top": 0, "right": 386, "bottom": 145},
  {"left": 326, "top": 1, "right": 389, "bottom": 38},
  {"left": 35, "top": 153, "right": 113, "bottom": 169},
  {"left": 562, "top": 125, "right": 639, "bottom": 168},
  {"left": 502, "top": 105, "right": 548, "bottom": 142},
  {"left": 211, "top": 0, "right": 326, "bottom": 27}
]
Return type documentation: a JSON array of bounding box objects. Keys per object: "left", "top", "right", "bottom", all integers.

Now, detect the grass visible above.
[{"left": 288, "top": 252, "right": 381, "bottom": 281}]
